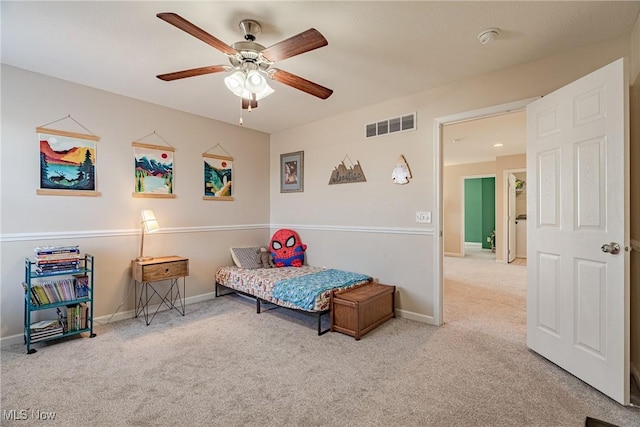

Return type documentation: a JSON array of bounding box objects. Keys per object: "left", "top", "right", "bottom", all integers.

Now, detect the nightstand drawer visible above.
[{"left": 131, "top": 256, "right": 189, "bottom": 282}]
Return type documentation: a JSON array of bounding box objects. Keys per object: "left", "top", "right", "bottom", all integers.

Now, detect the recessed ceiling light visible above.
[{"left": 493, "top": 143, "right": 504, "bottom": 147}]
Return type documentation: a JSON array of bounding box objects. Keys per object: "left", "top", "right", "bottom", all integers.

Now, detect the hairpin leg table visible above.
[{"left": 131, "top": 256, "right": 189, "bottom": 325}]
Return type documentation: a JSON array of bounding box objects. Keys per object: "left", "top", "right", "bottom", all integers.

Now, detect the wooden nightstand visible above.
[{"left": 131, "top": 256, "right": 189, "bottom": 325}]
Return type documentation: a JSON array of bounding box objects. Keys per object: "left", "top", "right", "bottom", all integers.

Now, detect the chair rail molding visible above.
[{"left": 0, "top": 224, "right": 270, "bottom": 242}]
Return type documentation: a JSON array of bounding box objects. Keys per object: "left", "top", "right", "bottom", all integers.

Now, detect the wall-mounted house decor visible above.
[
  {"left": 37, "top": 127, "right": 100, "bottom": 197},
  {"left": 203, "top": 153, "right": 233, "bottom": 201},
  {"left": 132, "top": 142, "right": 175, "bottom": 198},
  {"left": 391, "top": 154, "right": 412, "bottom": 184},
  {"left": 328, "top": 155, "right": 367, "bottom": 185},
  {"left": 280, "top": 151, "right": 304, "bottom": 193}
]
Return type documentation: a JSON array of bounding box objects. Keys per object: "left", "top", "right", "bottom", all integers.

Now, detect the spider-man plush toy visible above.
[{"left": 270, "top": 229, "right": 307, "bottom": 267}]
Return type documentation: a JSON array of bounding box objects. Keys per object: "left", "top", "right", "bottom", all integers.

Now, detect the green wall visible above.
[
  {"left": 464, "top": 177, "right": 495, "bottom": 249},
  {"left": 464, "top": 179, "right": 483, "bottom": 243}
]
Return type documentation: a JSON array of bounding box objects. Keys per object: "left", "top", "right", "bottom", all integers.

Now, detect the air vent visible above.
[{"left": 365, "top": 113, "right": 416, "bottom": 139}]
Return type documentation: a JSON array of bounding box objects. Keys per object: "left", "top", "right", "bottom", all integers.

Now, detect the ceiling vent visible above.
[{"left": 365, "top": 113, "right": 416, "bottom": 139}]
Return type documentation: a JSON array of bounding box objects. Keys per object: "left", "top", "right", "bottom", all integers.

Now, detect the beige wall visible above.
[
  {"left": 270, "top": 35, "right": 630, "bottom": 321},
  {"left": 442, "top": 161, "right": 495, "bottom": 255},
  {"left": 0, "top": 65, "right": 271, "bottom": 338}
]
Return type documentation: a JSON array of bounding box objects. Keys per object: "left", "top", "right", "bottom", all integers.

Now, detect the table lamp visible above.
[{"left": 137, "top": 209, "right": 160, "bottom": 261}]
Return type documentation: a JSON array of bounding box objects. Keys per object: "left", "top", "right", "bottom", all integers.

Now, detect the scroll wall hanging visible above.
[
  {"left": 36, "top": 115, "right": 101, "bottom": 197},
  {"left": 132, "top": 132, "right": 175, "bottom": 198},
  {"left": 328, "top": 155, "right": 367, "bottom": 185},
  {"left": 203, "top": 143, "right": 233, "bottom": 201}
]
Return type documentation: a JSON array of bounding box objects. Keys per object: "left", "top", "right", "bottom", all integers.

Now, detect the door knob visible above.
[{"left": 601, "top": 242, "right": 620, "bottom": 254}]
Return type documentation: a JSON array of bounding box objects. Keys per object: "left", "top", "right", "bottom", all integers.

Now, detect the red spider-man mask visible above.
[{"left": 269, "top": 229, "right": 307, "bottom": 267}]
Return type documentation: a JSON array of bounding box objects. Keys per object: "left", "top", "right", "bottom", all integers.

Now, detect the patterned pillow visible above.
[{"left": 229, "top": 246, "right": 261, "bottom": 269}]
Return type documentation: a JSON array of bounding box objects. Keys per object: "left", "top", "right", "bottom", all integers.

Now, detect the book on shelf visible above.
[
  {"left": 35, "top": 263, "right": 80, "bottom": 274},
  {"left": 34, "top": 245, "right": 80, "bottom": 256},
  {"left": 23, "top": 278, "right": 85, "bottom": 306},
  {"left": 73, "top": 275, "right": 89, "bottom": 298},
  {"left": 23, "top": 282, "right": 39, "bottom": 305},
  {"left": 57, "top": 303, "right": 88, "bottom": 332},
  {"left": 29, "top": 319, "right": 63, "bottom": 342},
  {"left": 30, "top": 329, "right": 64, "bottom": 342},
  {"left": 36, "top": 258, "right": 81, "bottom": 267},
  {"left": 32, "top": 284, "right": 50, "bottom": 305},
  {"left": 30, "top": 319, "right": 60, "bottom": 330},
  {"left": 35, "top": 250, "right": 80, "bottom": 261}
]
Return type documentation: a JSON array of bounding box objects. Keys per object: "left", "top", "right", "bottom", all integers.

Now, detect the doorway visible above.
[
  {"left": 433, "top": 97, "right": 537, "bottom": 326},
  {"left": 440, "top": 106, "right": 528, "bottom": 328}
]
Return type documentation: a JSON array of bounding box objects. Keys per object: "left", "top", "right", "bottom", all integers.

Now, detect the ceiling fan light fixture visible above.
[
  {"left": 243, "top": 82, "right": 274, "bottom": 101},
  {"left": 224, "top": 71, "right": 246, "bottom": 96},
  {"left": 245, "top": 70, "right": 267, "bottom": 93}
]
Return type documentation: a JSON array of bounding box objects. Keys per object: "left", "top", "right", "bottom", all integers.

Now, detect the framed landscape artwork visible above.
[
  {"left": 203, "top": 153, "right": 233, "bottom": 201},
  {"left": 280, "top": 151, "right": 304, "bottom": 193},
  {"left": 132, "top": 142, "right": 175, "bottom": 198},
  {"left": 37, "top": 127, "right": 101, "bottom": 197}
]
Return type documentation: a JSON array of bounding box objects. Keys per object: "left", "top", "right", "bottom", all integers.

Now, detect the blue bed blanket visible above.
[{"left": 272, "top": 269, "right": 371, "bottom": 310}]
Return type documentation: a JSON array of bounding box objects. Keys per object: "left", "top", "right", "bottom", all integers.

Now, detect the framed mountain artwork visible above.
[
  {"left": 203, "top": 153, "right": 233, "bottom": 201},
  {"left": 132, "top": 142, "right": 175, "bottom": 198},
  {"left": 37, "top": 127, "right": 101, "bottom": 197}
]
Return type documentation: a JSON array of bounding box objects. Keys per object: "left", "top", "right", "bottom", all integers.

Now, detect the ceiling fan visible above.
[{"left": 156, "top": 13, "right": 333, "bottom": 111}]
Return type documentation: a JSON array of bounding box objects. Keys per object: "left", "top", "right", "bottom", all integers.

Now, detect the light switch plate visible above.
[{"left": 415, "top": 211, "right": 431, "bottom": 223}]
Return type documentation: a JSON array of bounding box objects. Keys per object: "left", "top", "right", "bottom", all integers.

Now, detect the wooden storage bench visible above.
[{"left": 330, "top": 282, "right": 395, "bottom": 340}]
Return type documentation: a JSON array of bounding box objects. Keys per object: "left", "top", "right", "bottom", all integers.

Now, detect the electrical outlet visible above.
[{"left": 415, "top": 211, "right": 431, "bottom": 223}]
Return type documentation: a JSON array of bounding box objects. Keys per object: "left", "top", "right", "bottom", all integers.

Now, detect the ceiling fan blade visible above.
[
  {"left": 268, "top": 69, "right": 333, "bottom": 99},
  {"left": 157, "top": 65, "right": 229, "bottom": 81},
  {"left": 157, "top": 13, "right": 238, "bottom": 56},
  {"left": 261, "top": 29, "right": 327, "bottom": 62}
]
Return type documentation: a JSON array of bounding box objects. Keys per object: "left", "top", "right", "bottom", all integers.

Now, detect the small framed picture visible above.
[{"left": 280, "top": 151, "right": 304, "bottom": 193}]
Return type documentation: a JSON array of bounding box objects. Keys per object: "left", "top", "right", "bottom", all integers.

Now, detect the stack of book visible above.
[
  {"left": 34, "top": 245, "right": 81, "bottom": 275},
  {"left": 29, "top": 319, "right": 63, "bottom": 342},
  {"left": 57, "top": 304, "right": 88, "bottom": 332}
]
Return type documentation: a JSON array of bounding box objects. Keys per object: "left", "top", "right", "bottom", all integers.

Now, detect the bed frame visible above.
[{"left": 215, "top": 281, "right": 331, "bottom": 335}]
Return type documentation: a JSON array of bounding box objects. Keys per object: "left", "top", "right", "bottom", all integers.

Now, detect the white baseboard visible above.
[
  {"left": 464, "top": 242, "right": 482, "bottom": 248},
  {"left": 0, "top": 292, "right": 218, "bottom": 348},
  {"left": 395, "top": 308, "right": 436, "bottom": 325}
]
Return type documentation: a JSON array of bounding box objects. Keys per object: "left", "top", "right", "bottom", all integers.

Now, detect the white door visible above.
[
  {"left": 526, "top": 58, "right": 629, "bottom": 404},
  {"left": 508, "top": 173, "right": 517, "bottom": 263}
]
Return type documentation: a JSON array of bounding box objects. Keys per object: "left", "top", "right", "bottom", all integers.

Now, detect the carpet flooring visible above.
[{"left": 1, "top": 255, "right": 639, "bottom": 426}]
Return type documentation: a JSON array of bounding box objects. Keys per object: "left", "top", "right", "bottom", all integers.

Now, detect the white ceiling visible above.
[
  {"left": 443, "top": 110, "right": 526, "bottom": 166},
  {"left": 2, "top": 1, "right": 639, "bottom": 136}
]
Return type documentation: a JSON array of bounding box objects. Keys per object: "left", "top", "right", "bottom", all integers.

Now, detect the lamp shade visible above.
[
  {"left": 225, "top": 69, "right": 274, "bottom": 101},
  {"left": 224, "top": 71, "right": 246, "bottom": 97},
  {"left": 141, "top": 209, "right": 160, "bottom": 233},
  {"left": 244, "top": 70, "right": 267, "bottom": 93}
]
